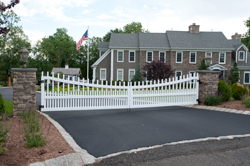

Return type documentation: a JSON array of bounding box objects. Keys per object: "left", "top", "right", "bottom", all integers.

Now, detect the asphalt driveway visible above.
[{"left": 45, "top": 106, "right": 250, "bottom": 157}]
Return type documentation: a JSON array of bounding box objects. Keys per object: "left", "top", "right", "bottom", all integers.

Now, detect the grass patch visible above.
[
  {"left": 229, "top": 96, "right": 234, "bottom": 100},
  {"left": 4, "top": 100, "right": 13, "bottom": 114}
]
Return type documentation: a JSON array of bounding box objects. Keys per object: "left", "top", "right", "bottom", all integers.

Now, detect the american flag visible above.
[{"left": 77, "top": 29, "right": 88, "bottom": 50}]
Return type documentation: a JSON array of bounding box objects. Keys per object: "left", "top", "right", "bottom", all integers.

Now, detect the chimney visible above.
[
  {"left": 231, "top": 32, "right": 241, "bottom": 41},
  {"left": 65, "top": 64, "right": 69, "bottom": 69},
  {"left": 189, "top": 23, "right": 200, "bottom": 33}
]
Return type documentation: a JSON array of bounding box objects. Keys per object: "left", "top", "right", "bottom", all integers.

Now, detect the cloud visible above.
[
  {"left": 111, "top": 6, "right": 134, "bottom": 18},
  {"left": 82, "top": 10, "right": 90, "bottom": 14},
  {"left": 143, "top": 5, "right": 148, "bottom": 9},
  {"left": 97, "top": 14, "right": 116, "bottom": 20}
]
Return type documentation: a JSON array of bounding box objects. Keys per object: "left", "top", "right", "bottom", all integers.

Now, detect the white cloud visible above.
[
  {"left": 82, "top": 10, "right": 90, "bottom": 14},
  {"left": 97, "top": 14, "right": 116, "bottom": 20},
  {"left": 143, "top": 5, "right": 148, "bottom": 9},
  {"left": 111, "top": 6, "right": 134, "bottom": 18},
  {"left": 23, "top": 30, "right": 46, "bottom": 46}
]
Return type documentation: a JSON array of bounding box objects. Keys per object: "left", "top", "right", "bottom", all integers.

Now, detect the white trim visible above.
[
  {"left": 129, "top": 50, "right": 136, "bottom": 63},
  {"left": 146, "top": 51, "right": 153, "bottom": 62},
  {"left": 209, "top": 64, "right": 228, "bottom": 71},
  {"left": 93, "top": 67, "right": 96, "bottom": 82},
  {"left": 236, "top": 44, "right": 249, "bottom": 63},
  {"left": 176, "top": 52, "right": 183, "bottom": 63},
  {"left": 92, "top": 49, "right": 111, "bottom": 67},
  {"left": 175, "top": 71, "right": 182, "bottom": 80},
  {"left": 244, "top": 71, "right": 250, "bottom": 84},
  {"left": 189, "top": 52, "right": 196, "bottom": 64},
  {"left": 100, "top": 68, "right": 106, "bottom": 80},
  {"left": 159, "top": 52, "right": 166, "bottom": 62},
  {"left": 117, "top": 50, "right": 124, "bottom": 62},
  {"left": 117, "top": 69, "right": 124, "bottom": 81},
  {"left": 205, "top": 52, "right": 212, "bottom": 64},
  {"left": 238, "top": 71, "right": 241, "bottom": 83},
  {"left": 238, "top": 51, "right": 245, "bottom": 61},
  {"left": 111, "top": 49, "right": 114, "bottom": 81},
  {"left": 219, "top": 52, "right": 226, "bottom": 64},
  {"left": 128, "top": 69, "right": 136, "bottom": 81}
]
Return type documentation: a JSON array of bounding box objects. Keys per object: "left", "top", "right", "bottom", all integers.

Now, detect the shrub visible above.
[
  {"left": 232, "top": 83, "right": 248, "bottom": 100},
  {"left": 23, "top": 133, "right": 46, "bottom": 148},
  {"left": 242, "top": 94, "right": 250, "bottom": 108},
  {"left": 198, "top": 59, "right": 207, "bottom": 70},
  {"left": 204, "top": 96, "right": 222, "bottom": 106},
  {"left": 0, "top": 113, "right": 13, "bottom": 155},
  {"left": 0, "top": 93, "right": 6, "bottom": 114},
  {"left": 218, "top": 81, "right": 232, "bottom": 102}
]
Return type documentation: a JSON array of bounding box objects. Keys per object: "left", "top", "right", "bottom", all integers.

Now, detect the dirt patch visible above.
[
  {"left": 0, "top": 113, "right": 75, "bottom": 166},
  {"left": 200, "top": 100, "right": 250, "bottom": 111}
]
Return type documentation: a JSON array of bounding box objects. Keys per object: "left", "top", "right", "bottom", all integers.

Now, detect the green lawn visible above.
[{"left": 4, "top": 100, "right": 13, "bottom": 114}]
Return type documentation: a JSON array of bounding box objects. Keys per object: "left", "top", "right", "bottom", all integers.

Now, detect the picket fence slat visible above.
[{"left": 40, "top": 72, "right": 199, "bottom": 111}]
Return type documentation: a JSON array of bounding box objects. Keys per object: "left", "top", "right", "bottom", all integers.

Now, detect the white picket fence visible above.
[{"left": 40, "top": 72, "right": 199, "bottom": 112}]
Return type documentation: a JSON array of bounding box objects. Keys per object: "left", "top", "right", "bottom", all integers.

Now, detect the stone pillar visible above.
[
  {"left": 11, "top": 68, "right": 37, "bottom": 116},
  {"left": 196, "top": 70, "right": 220, "bottom": 103}
]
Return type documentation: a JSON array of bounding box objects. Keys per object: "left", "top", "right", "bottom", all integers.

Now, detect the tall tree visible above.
[
  {"left": 131, "top": 64, "right": 143, "bottom": 82},
  {"left": 242, "top": 17, "right": 250, "bottom": 50},
  {"left": 103, "top": 22, "right": 149, "bottom": 42},
  {"left": 37, "top": 28, "right": 78, "bottom": 67},
  {"left": 142, "top": 60, "right": 174, "bottom": 81},
  {"left": 228, "top": 61, "right": 240, "bottom": 84}
]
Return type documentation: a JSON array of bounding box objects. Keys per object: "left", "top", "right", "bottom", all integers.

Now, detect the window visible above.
[
  {"left": 244, "top": 72, "right": 250, "bottom": 84},
  {"left": 147, "top": 51, "right": 153, "bottom": 62},
  {"left": 189, "top": 52, "right": 196, "bottom": 63},
  {"left": 205, "top": 52, "right": 212, "bottom": 64},
  {"left": 219, "top": 53, "right": 226, "bottom": 64},
  {"left": 159, "top": 52, "right": 165, "bottom": 62},
  {"left": 100, "top": 68, "right": 106, "bottom": 80},
  {"left": 175, "top": 71, "right": 182, "bottom": 80},
  {"left": 176, "top": 52, "right": 182, "bottom": 63},
  {"left": 129, "top": 51, "right": 136, "bottom": 62},
  {"left": 129, "top": 69, "right": 135, "bottom": 81},
  {"left": 239, "top": 51, "right": 245, "bottom": 61},
  {"left": 117, "top": 51, "right": 123, "bottom": 62},
  {"left": 189, "top": 71, "right": 196, "bottom": 77},
  {"left": 117, "top": 69, "right": 123, "bottom": 81},
  {"left": 238, "top": 71, "right": 240, "bottom": 83}
]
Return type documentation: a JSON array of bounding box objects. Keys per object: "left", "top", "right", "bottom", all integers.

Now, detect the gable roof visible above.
[
  {"left": 166, "top": 31, "right": 234, "bottom": 50},
  {"left": 109, "top": 33, "right": 139, "bottom": 48},
  {"left": 51, "top": 68, "right": 81, "bottom": 75},
  {"left": 139, "top": 33, "right": 170, "bottom": 48},
  {"left": 98, "top": 42, "right": 109, "bottom": 49}
]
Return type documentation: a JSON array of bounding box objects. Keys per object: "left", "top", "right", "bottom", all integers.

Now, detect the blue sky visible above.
[{"left": 2, "top": 0, "right": 250, "bottom": 46}]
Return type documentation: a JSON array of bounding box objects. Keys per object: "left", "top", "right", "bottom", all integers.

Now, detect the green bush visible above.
[
  {"left": 218, "top": 81, "right": 232, "bottom": 102},
  {"left": 0, "top": 93, "right": 6, "bottom": 114},
  {"left": 23, "top": 133, "right": 46, "bottom": 148},
  {"left": 232, "top": 83, "right": 248, "bottom": 100},
  {"left": 21, "top": 110, "right": 40, "bottom": 133},
  {"left": 242, "top": 95, "right": 250, "bottom": 108},
  {"left": 204, "top": 96, "right": 222, "bottom": 106}
]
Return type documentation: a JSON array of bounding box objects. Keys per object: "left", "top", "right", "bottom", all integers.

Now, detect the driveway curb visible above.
[{"left": 29, "top": 105, "right": 250, "bottom": 166}]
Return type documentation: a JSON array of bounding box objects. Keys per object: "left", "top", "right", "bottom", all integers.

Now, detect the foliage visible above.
[
  {"left": 3, "top": 100, "right": 12, "bottom": 114},
  {"left": 0, "top": 142, "right": 8, "bottom": 155},
  {"left": 198, "top": 59, "right": 207, "bottom": 70},
  {"left": 218, "top": 81, "right": 232, "bottom": 102},
  {"left": 0, "top": 93, "right": 5, "bottom": 114},
  {"left": 242, "top": 17, "right": 250, "bottom": 50},
  {"left": 232, "top": 83, "right": 248, "bottom": 100},
  {"left": 55, "top": 72, "right": 64, "bottom": 79},
  {"left": 242, "top": 94, "right": 250, "bottom": 108},
  {"left": 142, "top": 60, "right": 174, "bottom": 81},
  {"left": 131, "top": 64, "right": 143, "bottom": 82},
  {"left": 0, "top": 113, "right": 13, "bottom": 154},
  {"left": 204, "top": 96, "right": 222, "bottom": 106},
  {"left": 21, "top": 110, "right": 47, "bottom": 148},
  {"left": 103, "top": 22, "right": 149, "bottom": 42},
  {"left": 229, "top": 61, "right": 239, "bottom": 84}
]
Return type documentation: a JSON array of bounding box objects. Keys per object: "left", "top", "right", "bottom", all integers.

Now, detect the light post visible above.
[
  {"left": 18, "top": 46, "right": 29, "bottom": 68},
  {"left": 204, "top": 56, "right": 212, "bottom": 69}
]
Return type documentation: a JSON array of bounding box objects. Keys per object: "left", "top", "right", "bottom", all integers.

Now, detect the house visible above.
[
  {"left": 92, "top": 23, "right": 250, "bottom": 84},
  {"left": 52, "top": 64, "right": 81, "bottom": 80}
]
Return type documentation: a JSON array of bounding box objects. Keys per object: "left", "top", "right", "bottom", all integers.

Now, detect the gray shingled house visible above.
[
  {"left": 52, "top": 64, "right": 81, "bottom": 80},
  {"left": 92, "top": 23, "right": 250, "bottom": 84}
]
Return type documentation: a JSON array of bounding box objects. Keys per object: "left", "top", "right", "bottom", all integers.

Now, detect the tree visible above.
[
  {"left": 242, "top": 18, "right": 250, "bottom": 50},
  {"left": 142, "top": 60, "right": 174, "bottom": 81},
  {"left": 103, "top": 22, "right": 149, "bottom": 42},
  {"left": 228, "top": 61, "right": 239, "bottom": 84},
  {"left": 131, "top": 64, "right": 143, "bottom": 82},
  {"left": 37, "top": 28, "right": 78, "bottom": 67},
  {"left": 0, "top": 0, "right": 20, "bottom": 35},
  {"left": 198, "top": 59, "right": 207, "bottom": 70}
]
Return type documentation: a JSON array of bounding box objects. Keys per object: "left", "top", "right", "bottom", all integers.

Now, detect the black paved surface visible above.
[
  {"left": 45, "top": 106, "right": 250, "bottom": 157},
  {"left": 0, "top": 87, "right": 41, "bottom": 108}
]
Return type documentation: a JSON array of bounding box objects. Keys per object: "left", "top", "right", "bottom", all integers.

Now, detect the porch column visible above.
[
  {"left": 111, "top": 49, "right": 114, "bottom": 81},
  {"left": 92, "top": 66, "right": 96, "bottom": 82}
]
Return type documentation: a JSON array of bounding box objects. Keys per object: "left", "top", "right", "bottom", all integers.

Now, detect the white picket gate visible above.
[{"left": 40, "top": 72, "right": 199, "bottom": 112}]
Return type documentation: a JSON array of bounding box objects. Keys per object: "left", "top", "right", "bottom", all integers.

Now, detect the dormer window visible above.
[{"left": 239, "top": 51, "right": 245, "bottom": 61}]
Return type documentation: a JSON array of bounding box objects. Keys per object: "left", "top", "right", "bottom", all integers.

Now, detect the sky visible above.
[{"left": 2, "top": 0, "right": 250, "bottom": 46}]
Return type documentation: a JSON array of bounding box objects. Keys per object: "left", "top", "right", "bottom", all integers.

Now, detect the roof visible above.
[
  {"left": 109, "top": 33, "right": 139, "bottom": 48},
  {"left": 139, "top": 33, "right": 170, "bottom": 48},
  {"left": 51, "top": 68, "right": 81, "bottom": 75},
  {"left": 228, "top": 39, "right": 242, "bottom": 50},
  {"left": 98, "top": 42, "right": 109, "bottom": 49},
  {"left": 166, "top": 31, "right": 234, "bottom": 49},
  {"left": 231, "top": 51, "right": 250, "bottom": 67}
]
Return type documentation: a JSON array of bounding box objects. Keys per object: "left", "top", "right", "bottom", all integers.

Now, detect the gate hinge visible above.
[
  {"left": 197, "top": 80, "right": 202, "bottom": 84},
  {"left": 39, "top": 105, "right": 44, "bottom": 111},
  {"left": 196, "top": 99, "right": 201, "bottom": 103},
  {"left": 38, "top": 80, "right": 44, "bottom": 85}
]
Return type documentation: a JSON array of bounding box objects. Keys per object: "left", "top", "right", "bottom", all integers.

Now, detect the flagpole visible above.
[{"left": 87, "top": 26, "right": 89, "bottom": 80}]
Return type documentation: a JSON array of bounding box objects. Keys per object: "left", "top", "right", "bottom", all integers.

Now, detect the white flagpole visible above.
[{"left": 87, "top": 26, "right": 89, "bottom": 80}]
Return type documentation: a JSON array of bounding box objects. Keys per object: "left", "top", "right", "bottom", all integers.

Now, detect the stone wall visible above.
[
  {"left": 11, "top": 68, "right": 37, "bottom": 116},
  {"left": 197, "top": 70, "right": 220, "bottom": 102}
]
